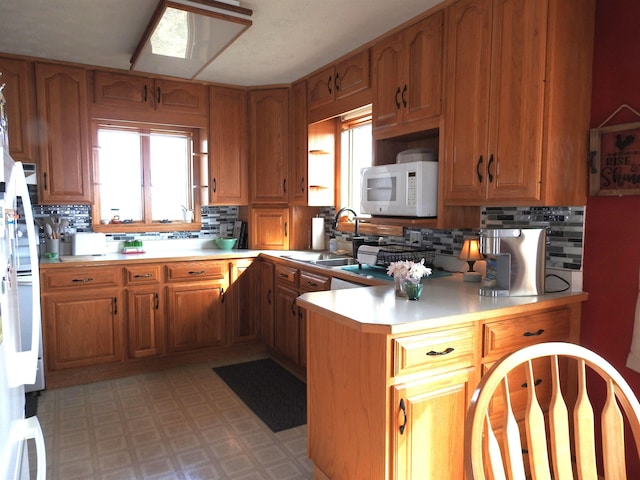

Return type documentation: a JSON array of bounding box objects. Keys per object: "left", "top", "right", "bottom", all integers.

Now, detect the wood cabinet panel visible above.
[
  {"left": 35, "top": 62, "right": 92, "bottom": 203},
  {"left": 124, "top": 265, "right": 161, "bottom": 284},
  {"left": 289, "top": 80, "right": 308, "bottom": 205},
  {"left": 41, "top": 266, "right": 121, "bottom": 290},
  {"left": 249, "top": 88, "right": 289, "bottom": 204},
  {"left": 249, "top": 207, "right": 289, "bottom": 250},
  {"left": 0, "top": 56, "right": 37, "bottom": 163},
  {"left": 125, "top": 286, "right": 163, "bottom": 358},
  {"left": 274, "top": 283, "right": 300, "bottom": 365},
  {"left": 259, "top": 260, "right": 275, "bottom": 347},
  {"left": 209, "top": 86, "right": 248, "bottom": 205},
  {"left": 165, "top": 261, "right": 226, "bottom": 282},
  {"left": 226, "top": 259, "right": 259, "bottom": 344}
]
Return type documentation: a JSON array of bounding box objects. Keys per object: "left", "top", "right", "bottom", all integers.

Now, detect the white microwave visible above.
[{"left": 360, "top": 161, "right": 438, "bottom": 217}]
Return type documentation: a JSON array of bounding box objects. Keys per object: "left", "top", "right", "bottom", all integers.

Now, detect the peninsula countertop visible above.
[{"left": 297, "top": 273, "right": 588, "bottom": 335}]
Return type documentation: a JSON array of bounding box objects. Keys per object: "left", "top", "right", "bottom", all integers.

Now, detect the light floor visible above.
[{"left": 33, "top": 357, "right": 313, "bottom": 480}]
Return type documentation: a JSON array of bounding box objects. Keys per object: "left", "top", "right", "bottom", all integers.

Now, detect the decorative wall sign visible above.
[{"left": 590, "top": 104, "right": 640, "bottom": 196}]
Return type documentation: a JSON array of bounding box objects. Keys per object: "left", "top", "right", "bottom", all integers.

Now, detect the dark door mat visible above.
[{"left": 213, "top": 358, "right": 306, "bottom": 433}]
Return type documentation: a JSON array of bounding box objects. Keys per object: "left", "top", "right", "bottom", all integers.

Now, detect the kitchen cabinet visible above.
[
  {"left": 92, "top": 70, "right": 208, "bottom": 122},
  {"left": 249, "top": 207, "right": 289, "bottom": 250},
  {"left": 35, "top": 62, "right": 92, "bottom": 203},
  {"left": 304, "top": 294, "right": 582, "bottom": 479},
  {"left": 307, "top": 48, "right": 371, "bottom": 123},
  {"left": 273, "top": 265, "right": 300, "bottom": 365},
  {"left": 165, "top": 260, "right": 227, "bottom": 352},
  {"left": 249, "top": 88, "right": 289, "bottom": 204},
  {"left": 259, "top": 260, "right": 275, "bottom": 347},
  {"left": 442, "top": 0, "right": 595, "bottom": 206},
  {"left": 289, "top": 80, "right": 308, "bottom": 206},
  {"left": 209, "top": 86, "right": 249, "bottom": 205},
  {"left": 124, "top": 265, "right": 163, "bottom": 359},
  {"left": 226, "top": 259, "right": 259, "bottom": 344},
  {"left": 372, "top": 11, "right": 443, "bottom": 137},
  {"left": 0, "top": 56, "right": 38, "bottom": 164},
  {"left": 40, "top": 266, "right": 123, "bottom": 371}
]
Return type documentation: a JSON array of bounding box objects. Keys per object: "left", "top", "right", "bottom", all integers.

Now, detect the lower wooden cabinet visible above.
[
  {"left": 226, "top": 259, "right": 259, "bottom": 344},
  {"left": 125, "top": 286, "right": 163, "bottom": 358},
  {"left": 259, "top": 260, "right": 275, "bottom": 347},
  {"left": 274, "top": 282, "right": 300, "bottom": 364}
]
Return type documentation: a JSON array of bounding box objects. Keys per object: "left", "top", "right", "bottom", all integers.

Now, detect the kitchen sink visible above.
[
  {"left": 310, "top": 257, "right": 358, "bottom": 267},
  {"left": 282, "top": 252, "right": 358, "bottom": 267}
]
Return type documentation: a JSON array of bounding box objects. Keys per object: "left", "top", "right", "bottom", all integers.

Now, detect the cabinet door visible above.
[
  {"left": 485, "top": 0, "right": 546, "bottom": 202},
  {"left": 334, "top": 49, "right": 370, "bottom": 102},
  {"left": 125, "top": 286, "right": 163, "bottom": 358},
  {"left": 443, "top": 0, "right": 492, "bottom": 204},
  {"left": 289, "top": 80, "right": 308, "bottom": 205},
  {"left": 209, "top": 86, "right": 248, "bottom": 205},
  {"left": 0, "top": 57, "right": 37, "bottom": 163},
  {"left": 259, "top": 261, "right": 275, "bottom": 347},
  {"left": 165, "top": 281, "right": 226, "bottom": 352},
  {"left": 249, "top": 88, "right": 289, "bottom": 203},
  {"left": 92, "top": 71, "right": 151, "bottom": 110},
  {"left": 249, "top": 207, "right": 289, "bottom": 250},
  {"left": 226, "top": 259, "right": 259, "bottom": 344},
  {"left": 42, "top": 290, "right": 122, "bottom": 370},
  {"left": 402, "top": 11, "right": 443, "bottom": 124},
  {"left": 307, "top": 65, "right": 335, "bottom": 111},
  {"left": 36, "top": 63, "right": 92, "bottom": 203},
  {"left": 155, "top": 79, "right": 208, "bottom": 117},
  {"left": 392, "top": 369, "right": 471, "bottom": 479},
  {"left": 274, "top": 283, "right": 299, "bottom": 365},
  {"left": 372, "top": 33, "right": 403, "bottom": 130}
]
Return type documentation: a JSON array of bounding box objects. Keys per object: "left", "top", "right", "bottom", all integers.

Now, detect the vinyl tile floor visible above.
[{"left": 32, "top": 358, "right": 313, "bottom": 480}]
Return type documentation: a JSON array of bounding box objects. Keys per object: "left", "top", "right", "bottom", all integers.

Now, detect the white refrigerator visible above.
[{"left": 0, "top": 86, "right": 46, "bottom": 478}]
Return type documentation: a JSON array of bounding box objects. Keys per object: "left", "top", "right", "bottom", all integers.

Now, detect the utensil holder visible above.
[{"left": 46, "top": 238, "right": 60, "bottom": 255}]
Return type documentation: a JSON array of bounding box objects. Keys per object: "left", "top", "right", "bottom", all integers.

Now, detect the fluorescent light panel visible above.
[{"left": 131, "top": 0, "right": 252, "bottom": 79}]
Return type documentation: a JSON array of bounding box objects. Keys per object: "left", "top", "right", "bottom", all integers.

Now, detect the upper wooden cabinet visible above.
[
  {"left": 0, "top": 57, "right": 38, "bottom": 164},
  {"left": 209, "top": 86, "right": 248, "bottom": 205},
  {"left": 249, "top": 207, "right": 290, "bottom": 250},
  {"left": 307, "top": 49, "right": 371, "bottom": 123},
  {"left": 442, "top": 0, "right": 595, "bottom": 206},
  {"left": 289, "top": 80, "right": 308, "bottom": 205},
  {"left": 249, "top": 88, "right": 289, "bottom": 204},
  {"left": 35, "top": 63, "right": 92, "bottom": 204},
  {"left": 372, "top": 11, "right": 443, "bottom": 137},
  {"left": 92, "top": 70, "right": 208, "bottom": 124}
]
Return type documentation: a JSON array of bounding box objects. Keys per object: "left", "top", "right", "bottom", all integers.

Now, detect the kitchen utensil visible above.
[{"left": 214, "top": 237, "right": 237, "bottom": 250}]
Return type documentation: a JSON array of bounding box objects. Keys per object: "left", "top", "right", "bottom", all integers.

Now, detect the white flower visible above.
[{"left": 387, "top": 259, "right": 432, "bottom": 284}]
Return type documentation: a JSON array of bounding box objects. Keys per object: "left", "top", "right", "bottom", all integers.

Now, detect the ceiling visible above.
[{"left": 0, "top": 0, "right": 444, "bottom": 87}]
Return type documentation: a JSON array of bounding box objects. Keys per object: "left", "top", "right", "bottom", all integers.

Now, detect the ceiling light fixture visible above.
[{"left": 130, "top": 0, "right": 253, "bottom": 80}]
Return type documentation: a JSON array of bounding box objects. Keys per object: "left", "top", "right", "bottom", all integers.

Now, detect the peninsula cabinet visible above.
[
  {"left": 92, "top": 70, "right": 208, "bottom": 124},
  {"left": 0, "top": 56, "right": 38, "bottom": 164},
  {"left": 303, "top": 290, "right": 583, "bottom": 479},
  {"left": 165, "top": 260, "right": 227, "bottom": 352},
  {"left": 209, "top": 86, "right": 249, "bottom": 206},
  {"left": 35, "top": 62, "right": 92, "bottom": 204},
  {"left": 226, "top": 259, "right": 259, "bottom": 344},
  {"left": 40, "top": 266, "right": 123, "bottom": 371},
  {"left": 372, "top": 10, "right": 443, "bottom": 137},
  {"left": 249, "top": 88, "right": 289, "bottom": 204},
  {"left": 442, "top": 0, "right": 596, "bottom": 206},
  {"left": 307, "top": 48, "right": 371, "bottom": 124}
]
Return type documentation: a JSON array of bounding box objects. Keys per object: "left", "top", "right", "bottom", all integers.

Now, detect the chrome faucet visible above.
[{"left": 333, "top": 207, "right": 359, "bottom": 236}]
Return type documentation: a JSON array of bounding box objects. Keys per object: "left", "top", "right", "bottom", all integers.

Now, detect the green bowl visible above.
[{"left": 214, "top": 237, "right": 237, "bottom": 250}]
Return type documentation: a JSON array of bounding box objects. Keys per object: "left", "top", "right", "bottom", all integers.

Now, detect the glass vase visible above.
[
  {"left": 394, "top": 276, "right": 407, "bottom": 297},
  {"left": 404, "top": 280, "right": 424, "bottom": 300}
]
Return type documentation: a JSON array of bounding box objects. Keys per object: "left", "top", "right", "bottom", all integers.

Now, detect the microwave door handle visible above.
[{"left": 6, "top": 162, "right": 41, "bottom": 387}]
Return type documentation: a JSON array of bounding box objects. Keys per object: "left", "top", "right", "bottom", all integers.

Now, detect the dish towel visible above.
[
  {"left": 356, "top": 245, "right": 380, "bottom": 266},
  {"left": 626, "top": 266, "right": 640, "bottom": 372}
]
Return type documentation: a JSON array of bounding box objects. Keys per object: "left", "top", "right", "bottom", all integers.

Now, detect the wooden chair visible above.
[{"left": 465, "top": 342, "right": 640, "bottom": 479}]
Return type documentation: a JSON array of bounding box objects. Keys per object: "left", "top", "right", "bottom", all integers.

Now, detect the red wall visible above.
[{"left": 584, "top": 0, "right": 640, "bottom": 474}]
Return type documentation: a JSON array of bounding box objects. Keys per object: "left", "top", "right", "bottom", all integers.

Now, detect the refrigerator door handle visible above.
[
  {"left": 11, "top": 416, "right": 46, "bottom": 480},
  {"left": 6, "top": 162, "right": 41, "bottom": 388}
]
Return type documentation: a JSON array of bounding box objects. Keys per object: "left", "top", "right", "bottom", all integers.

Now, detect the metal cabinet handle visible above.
[
  {"left": 521, "top": 378, "right": 543, "bottom": 388},
  {"left": 426, "top": 347, "right": 454, "bottom": 356},
  {"left": 487, "top": 154, "right": 495, "bottom": 182},
  {"left": 327, "top": 75, "right": 332, "bottom": 94},
  {"left": 284, "top": 222, "right": 288, "bottom": 237},
  {"left": 399, "top": 398, "right": 408, "bottom": 435},
  {"left": 157, "top": 86, "right": 161, "bottom": 104},
  {"left": 290, "top": 300, "right": 297, "bottom": 316},
  {"left": 306, "top": 281, "right": 318, "bottom": 288},
  {"left": 394, "top": 86, "right": 401, "bottom": 109},
  {"left": 476, "top": 156, "right": 484, "bottom": 183},
  {"left": 154, "top": 293, "right": 159, "bottom": 310},
  {"left": 334, "top": 72, "right": 340, "bottom": 92},
  {"left": 133, "top": 273, "right": 153, "bottom": 278},
  {"left": 523, "top": 329, "right": 545, "bottom": 337},
  {"left": 43, "top": 172, "right": 48, "bottom": 191},
  {"left": 300, "top": 176, "right": 305, "bottom": 192},
  {"left": 401, "top": 84, "right": 407, "bottom": 107},
  {"left": 221, "top": 287, "right": 225, "bottom": 303},
  {"left": 267, "top": 288, "right": 272, "bottom": 304},
  {"left": 72, "top": 277, "right": 93, "bottom": 283},
  {"left": 283, "top": 178, "right": 287, "bottom": 194},
  {"left": 143, "top": 85, "right": 147, "bottom": 102},
  {"left": 188, "top": 270, "right": 205, "bottom": 275},
  {"left": 213, "top": 177, "right": 217, "bottom": 193},
  {"left": 113, "top": 297, "right": 118, "bottom": 315}
]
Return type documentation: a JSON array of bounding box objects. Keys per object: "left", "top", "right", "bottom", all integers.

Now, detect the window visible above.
[
  {"left": 340, "top": 107, "right": 372, "bottom": 215},
  {"left": 94, "top": 121, "right": 197, "bottom": 230}
]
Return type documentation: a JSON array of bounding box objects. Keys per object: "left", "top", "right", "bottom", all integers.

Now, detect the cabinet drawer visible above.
[
  {"left": 42, "top": 267, "right": 121, "bottom": 290},
  {"left": 393, "top": 327, "right": 476, "bottom": 377},
  {"left": 483, "top": 308, "right": 571, "bottom": 359},
  {"left": 125, "top": 265, "right": 161, "bottom": 284},
  {"left": 165, "top": 261, "right": 226, "bottom": 282},
  {"left": 299, "top": 271, "right": 330, "bottom": 292},
  {"left": 275, "top": 265, "right": 299, "bottom": 286}
]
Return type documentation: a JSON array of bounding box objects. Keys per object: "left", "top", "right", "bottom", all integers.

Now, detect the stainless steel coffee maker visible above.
[{"left": 478, "top": 228, "right": 546, "bottom": 297}]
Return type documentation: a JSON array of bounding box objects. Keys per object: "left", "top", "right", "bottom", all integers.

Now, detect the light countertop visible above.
[{"left": 297, "top": 273, "right": 588, "bottom": 335}]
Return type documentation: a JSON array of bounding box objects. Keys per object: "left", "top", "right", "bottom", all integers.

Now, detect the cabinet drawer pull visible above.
[
  {"left": 300, "top": 176, "right": 305, "bottom": 192},
  {"left": 399, "top": 398, "right": 407, "bottom": 435},
  {"left": 188, "top": 270, "right": 205, "bottom": 275},
  {"left": 143, "top": 84, "right": 147, "bottom": 102},
  {"left": 113, "top": 297, "right": 118, "bottom": 315},
  {"left": 487, "top": 154, "right": 495, "bottom": 182},
  {"left": 279, "top": 272, "right": 289, "bottom": 278},
  {"left": 284, "top": 222, "right": 288, "bottom": 237},
  {"left": 283, "top": 178, "right": 287, "bottom": 194},
  {"left": 523, "top": 329, "right": 545, "bottom": 337},
  {"left": 476, "top": 155, "right": 484, "bottom": 183},
  {"left": 43, "top": 172, "right": 48, "bottom": 191},
  {"left": 267, "top": 288, "right": 272, "bottom": 304},
  {"left": 154, "top": 293, "right": 159, "bottom": 310},
  {"left": 134, "top": 273, "right": 153, "bottom": 278},
  {"left": 306, "top": 281, "right": 318, "bottom": 288},
  {"left": 426, "top": 347, "right": 454, "bottom": 356},
  {"left": 291, "top": 300, "right": 297, "bottom": 316},
  {"left": 157, "top": 86, "right": 161, "bottom": 104},
  {"left": 521, "top": 378, "right": 543, "bottom": 388},
  {"left": 394, "top": 86, "right": 401, "bottom": 109},
  {"left": 401, "top": 84, "right": 407, "bottom": 107},
  {"left": 72, "top": 277, "right": 94, "bottom": 283},
  {"left": 327, "top": 75, "right": 332, "bottom": 94},
  {"left": 213, "top": 177, "right": 217, "bottom": 193},
  {"left": 334, "top": 72, "right": 340, "bottom": 92}
]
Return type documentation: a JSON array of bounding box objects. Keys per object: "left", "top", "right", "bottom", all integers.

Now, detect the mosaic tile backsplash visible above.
[{"left": 33, "top": 204, "right": 584, "bottom": 271}]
